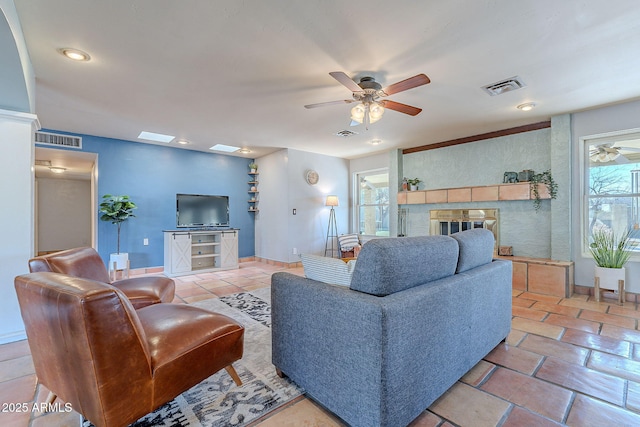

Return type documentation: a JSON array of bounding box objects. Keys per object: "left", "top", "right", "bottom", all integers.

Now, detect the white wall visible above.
[
  {"left": 0, "top": 109, "right": 38, "bottom": 343},
  {"left": 572, "top": 99, "right": 640, "bottom": 292},
  {"left": 255, "top": 148, "right": 349, "bottom": 262},
  {"left": 37, "top": 177, "right": 92, "bottom": 252}
]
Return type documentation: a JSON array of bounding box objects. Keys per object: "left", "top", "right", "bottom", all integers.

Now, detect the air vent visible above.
[
  {"left": 482, "top": 76, "right": 526, "bottom": 96},
  {"left": 35, "top": 131, "right": 82, "bottom": 149},
  {"left": 336, "top": 130, "right": 358, "bottom": 137},
  {"left": 35, "top": 160, "right": 52, "bottom": 167}
]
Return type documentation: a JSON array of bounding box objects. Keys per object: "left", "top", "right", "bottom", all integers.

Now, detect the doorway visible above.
[{"left": 34, "top": 147, "right": 98, "bottom": 255}]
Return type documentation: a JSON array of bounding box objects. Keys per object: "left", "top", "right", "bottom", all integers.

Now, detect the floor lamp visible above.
[{"left": 324, "top": 195, "right": 339, "bottom": 258}]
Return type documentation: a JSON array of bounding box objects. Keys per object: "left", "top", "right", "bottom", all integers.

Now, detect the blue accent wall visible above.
[{"left": 40, "top": 130, "right": 255, "bottom": 268}]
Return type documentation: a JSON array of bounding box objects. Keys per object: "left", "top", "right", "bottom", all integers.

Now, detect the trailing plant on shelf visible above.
[
  {"left": 588, "top": 227, "right": 636, "bottom": 269},
  {"left": 99, "top": 194, "right": 137, "bottom": 254},
  {"left": 529, "top": 169, "right": 558, "bottom": 212}
]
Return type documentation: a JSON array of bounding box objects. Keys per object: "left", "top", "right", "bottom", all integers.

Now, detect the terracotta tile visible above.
[
  {"left": 512, "top": 297, "right": 536, "bottom": 308},
  {"left": 511, "top": 317, "right": 564, "bottom": 339},
  {"left": 196, "top": 279, "right": 230, "bottom": 289},
  {"left": 182, "top": 294, "right": 217, "bottom": 304},
  {"left": 210, "top": 285, "right": 244, "bottom": 297},
  {"left": 531, "top": 301, "right": 580, "bottom": 317},
  {"left": 0, "top": 340, "right": 30, "bottom": 362},
  {"left": 428, "top": 382, "right": 510, "bottom": 427},
  {"left": 501, "top": 406, "right": 563, "bottom": 427},
  {"left": 407, "top": 410, "right": 442, "bottom": 427},
  {"left": 566, "top": 393, "right": 640, "bottom": 426},
  {"left": 561, "top": 328, "right": 631, "bottom": 358},
  {"left": 579, "top": 309, "right": 637, "bottom": 329},
  {"left": 512, "top": 290, "right": 524, "bottom": 297},
  {"left": 0, "top": 374, "right": 37, "bottom": 406},
  {"left": 0, "top": 409, "right": 31, "bottom": 427},
  {"left": 512, "top": 305, "right": 547, "bottom": 321},
  {"left": 519, "top": 292, "right": 563, "bottom": 304},
  {"left": 587, "top": 351, "right": 640, "bottom": 382},
  {"left": 536, "top": 356, "right": 625, "bottom": 406},
  {"left": 31, "top": 410, "right": 81, "bottom": 427},
  {"left": 461, "top": 360, "right": 495, "bottom": 386},
  {"left": 174, "top": 286, "right": 210, "bottom": 298},
  {"left": 601, "top": 324, "right": 640, "bottom": 344},
  {"left": 519, "top": 334, "right": 589, "bottom": 365},
  {"left": 559, "top": 298, "right": 609, "bottom": 312},
  {"left": 505, "top": 329, "right": 527, "bottom": 346},
  {"left": 0, "top": 355, "right": 35, "bottom": 383},
  {"left": 608, "top": 304, "right": 640, "bottom": 320},
  {"left": 481, "top": 367, "right": 572, "bottom": 422},
  {"left": 543, "top": 313, "right": 600, "bottom": 334},
  {"left": 484, "top": 343, "right": 543, "bottom": 375},
  {"left": 627, "top": 381, "right": 640, "bottom": 412}
]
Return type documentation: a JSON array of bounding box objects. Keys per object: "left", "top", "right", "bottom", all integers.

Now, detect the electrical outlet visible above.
[
  {"left": 292, "top": 247, "right": 297, "bottom": 254},
  {"left": 143, "top": 238, "right": 149, "bottom": 246}
]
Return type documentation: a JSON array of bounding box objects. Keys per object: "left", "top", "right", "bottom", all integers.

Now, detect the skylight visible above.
[
  {"left": 210, "top": 144, "right": 241, "bottom": 152},
  {"left": 138, "top": 131, "right": 175, "bottom": 143}
]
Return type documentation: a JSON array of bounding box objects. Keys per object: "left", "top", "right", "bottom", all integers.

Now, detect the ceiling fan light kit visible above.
[{"left": 306, "top": 71, "right": 430, "bottom": 126}]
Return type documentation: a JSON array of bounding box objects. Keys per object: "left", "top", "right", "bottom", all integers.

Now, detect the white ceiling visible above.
[{"left": 12, "top": 1, "right": 640, "bottom": 160}]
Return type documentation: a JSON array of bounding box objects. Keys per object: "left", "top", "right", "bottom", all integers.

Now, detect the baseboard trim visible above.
[{"left": 0, "top": 330, "right": 27, "bottom": 345}]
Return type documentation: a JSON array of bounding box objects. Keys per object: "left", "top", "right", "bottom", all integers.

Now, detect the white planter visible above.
[
  {"left": 409, "top": 184, "right": 418, "bottom": 191},
  {"left": 109, "top": 252, "right": 129, "bottom": 270},
  {"left": 594, "top": 266, "right": 625, "bottom": 291}
]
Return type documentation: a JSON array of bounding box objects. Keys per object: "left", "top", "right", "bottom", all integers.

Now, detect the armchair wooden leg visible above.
[
  {"left": 45, "top": 391, "right": 57, "bottom": 405},
  {"left": 225, "top": 365, "right": 242, "bottom": 386}
]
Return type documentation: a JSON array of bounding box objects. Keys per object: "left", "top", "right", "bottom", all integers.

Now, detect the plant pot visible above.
[
  {"left": 250, "top": 168, "right": 256, "bottom": 173},
  {"left": 594, "top": 266, "right": 625, "bottom": 291},
  {"left": 109, "top": 252, "right": 129, "bottom": 271},
  {"left": 409, "top": 184, "right": 418, "bottom": 191}
]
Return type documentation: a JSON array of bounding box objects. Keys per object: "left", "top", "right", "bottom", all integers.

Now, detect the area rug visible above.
[{"left": 84, "top": 287, "right": 302, "bottom": 427}]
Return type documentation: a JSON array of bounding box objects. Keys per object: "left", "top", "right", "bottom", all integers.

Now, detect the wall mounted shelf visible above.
[{"left": 397, "top": 182, "right": 551, "bottom": 205}]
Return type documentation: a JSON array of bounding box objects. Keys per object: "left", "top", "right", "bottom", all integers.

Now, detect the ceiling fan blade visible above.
[
  {"left": 304, "top": 99, "right": 354, "bottom": 109},
  {"left": 615, "top": 146, "right": 640, "bottom": 152},
  {"left": 381, "top": 74, "right": 431, "bottom": 96},
  {"left": 614, "top": 155, "right": 630, "bottom": 164},
  {"left": 329, "top": 72, "right": 364, "bottom": 93},
  {"left": 381, "top": 100, "right": 422, "bottom": 116}
]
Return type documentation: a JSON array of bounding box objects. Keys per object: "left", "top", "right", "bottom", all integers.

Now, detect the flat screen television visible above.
[{"left": 176, "top": 194, "right": 229, "bottom": 228}]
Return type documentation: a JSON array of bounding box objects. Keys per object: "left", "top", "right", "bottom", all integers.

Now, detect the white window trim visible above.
[{"left": 353, "top": 167, "right": 389, "bottom": 239}]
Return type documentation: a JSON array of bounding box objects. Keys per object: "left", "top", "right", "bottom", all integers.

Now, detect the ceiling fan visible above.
[
  {"left": 589, "top": 143, "right": 640, "bottom": 163},
  {"left": 304, "top": 71, "right": 430, "bottom": 126}
]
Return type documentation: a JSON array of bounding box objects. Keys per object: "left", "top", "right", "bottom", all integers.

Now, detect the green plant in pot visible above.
[
  {"left": 589, "top": 227, "right": 636, "bottom": 300},
  {"left": 249, "top": 162, "right": 258, "bottom": 173},
  {"left": 99, "top": 194, "right": 137, "bottom": 271},
  {"left": 407, "top": 178, "right": 421, "bottom": 191}
]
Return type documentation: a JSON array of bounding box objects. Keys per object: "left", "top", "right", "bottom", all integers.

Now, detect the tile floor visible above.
[{"left": 3, "top": 262, "right": 640, "bottom": 426}]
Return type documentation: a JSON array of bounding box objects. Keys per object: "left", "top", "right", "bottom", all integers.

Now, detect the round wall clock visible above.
[{"left": 305, "top": 169, "right": 319, "bottom": 185}]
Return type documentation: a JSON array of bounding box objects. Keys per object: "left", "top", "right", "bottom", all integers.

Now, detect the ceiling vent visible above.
[
  {"left": 336, "top": 130, "right": 358, "bottom": 137},
  {"left": 35, "top": 159, "right": 52, "bottom": 167},
  {"left": 482, "top": 76, "right": 526, "bottom": 96},
  {"left": 35, "top": 131, "right": 82, "bottom": 149}
]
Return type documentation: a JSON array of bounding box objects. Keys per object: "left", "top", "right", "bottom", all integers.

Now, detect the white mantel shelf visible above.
[{"left": 398, "top": 182, "right": 551, "bottom": 205}]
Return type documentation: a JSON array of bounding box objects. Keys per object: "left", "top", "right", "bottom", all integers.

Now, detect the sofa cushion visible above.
[
  {"left": 350, "top": 235, "right": 459, "bottom": 296},
  {"left": 450, "top": 229, "right": 495, "bottom": 273},
  {"left": 300, "top": 253, "right": 356, "bottom": 287}
]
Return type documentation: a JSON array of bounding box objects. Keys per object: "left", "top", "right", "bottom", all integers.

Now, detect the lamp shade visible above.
[{"left": 325, "top": 195, "right": 339, "bottom": 207}]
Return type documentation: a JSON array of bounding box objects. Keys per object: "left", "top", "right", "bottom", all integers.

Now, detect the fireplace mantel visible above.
[{"left": 397, "top": 182, "right": 550, "bottom": 205}]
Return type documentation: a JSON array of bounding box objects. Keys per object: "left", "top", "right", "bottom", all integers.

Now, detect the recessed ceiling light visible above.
[
  {"left": 239, "top": 148, "right": 252, "bottom": 154},
  {"left": 516, "top": 102, "right": 536, "bottom": 111},
  {"left": 49, "top": 167, "right": 67, "bottom": 174},
  {"left": 176, "top": 139, "right": 190, "bottom": 145},
  {"left": 370, "top": 139, "right": 382, "bottom": 145},
  {"left": 210, "top": 144, "right": 241, "bottom": 153},
  {"left": 138, "top": 131, "right": 175, "bottom": 143},
  {"left": 58, "top": 48, "right": 91, "bottom": 62}
]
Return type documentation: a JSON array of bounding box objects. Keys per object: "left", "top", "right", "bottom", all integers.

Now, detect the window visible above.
[
  {"left": 583, "top": 130, "right": 640, "bottom": 255},
  {"left": 355, "top": 169, "right": 389, "bottom": 237}
]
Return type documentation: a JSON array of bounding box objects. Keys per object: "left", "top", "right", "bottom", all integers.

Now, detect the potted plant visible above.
[
  {"left": 99, "top": 194, "right": 137, "bottom": 271},
  {"left": 407, "top": 178, "right": 421, "bottom": 191},
  {"left": 249, "top": 162, "right": 258, "bottom": 173},
  {"left": 589, "top": 227, "right": 636, "bottom": 296},
  {"left": 529, "top": 169, "right": 558, "bottom": 212}
]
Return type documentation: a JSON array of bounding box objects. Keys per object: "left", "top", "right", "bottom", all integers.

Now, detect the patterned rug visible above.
[{"left": 84, "top": 287, "right": 302, "bottom": 427}]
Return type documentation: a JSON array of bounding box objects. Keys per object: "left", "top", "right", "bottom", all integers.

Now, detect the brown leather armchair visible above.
[
  {"left": 15, "top": 272, "right": 244, "bottom": 427},
  {"left": 28, "top": 247, "right": 175, "bottom": 309}
]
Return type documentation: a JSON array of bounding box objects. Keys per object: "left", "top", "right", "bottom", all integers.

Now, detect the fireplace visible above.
[{"left": 429, "top": 209, "right": 499, "bottom": 249}]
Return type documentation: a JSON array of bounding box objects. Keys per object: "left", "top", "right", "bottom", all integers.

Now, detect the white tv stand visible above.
[{"left": 163, "top": 229, "right": 239, "bottom": 277}]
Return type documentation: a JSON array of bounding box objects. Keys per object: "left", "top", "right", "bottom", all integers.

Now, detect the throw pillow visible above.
[
  {"left": 337, "top": 233, "right": 360, "bottom": 251},
  {"left": 300, "top": 253, "right": 356, "bottom": 287}
]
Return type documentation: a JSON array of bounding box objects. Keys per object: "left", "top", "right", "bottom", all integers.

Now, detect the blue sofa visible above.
[{"left": 271, "top": 229, "right": 512, "bottom": 427}]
